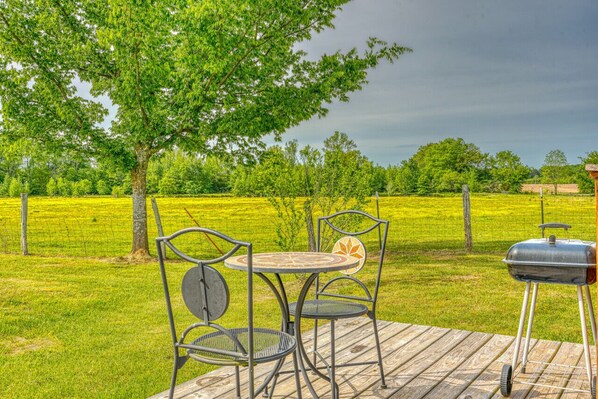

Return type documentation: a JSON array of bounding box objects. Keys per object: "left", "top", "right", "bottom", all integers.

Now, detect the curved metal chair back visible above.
[
  {"left": 156, "top": 227, "right": 252, "bottom": 345},
  {"left": 316, "top": 209, "right": 389, "bottom": 305},
  {"left": 156, "top": 227, "right": 297, "bottom": 399}
]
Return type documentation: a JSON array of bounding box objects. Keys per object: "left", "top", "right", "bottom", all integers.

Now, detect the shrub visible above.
[
  {"left": 96, "top": 180, "right": 110, "bottom": 195},
  {"left": 72, "top": 179, "right": 92, "bottom": 196},
  {"left": 57, "top": 177, "right": 72, "bottom": 196},
  {"left": 111, "top": 186, "right": 125, "bottom": 198},
  {"left": 46, "top": 178, "right": 58, "bottom": 196},
  {"left": 8, "top": 178, "right": 22, "bottom": 197}
]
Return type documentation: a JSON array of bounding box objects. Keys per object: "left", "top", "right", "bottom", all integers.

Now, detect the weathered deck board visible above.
[
  {"left": 147, "top": 318, "right": 372, "bottom": 399},
  {"left": 561, "top": 345, "right": 597, "bottom": 399},
  {"left": 149, "top": 319, "right": 595, "bottom": 399},
  {"left": 491, "top": 340, "right": 562, "bottom": 399}
]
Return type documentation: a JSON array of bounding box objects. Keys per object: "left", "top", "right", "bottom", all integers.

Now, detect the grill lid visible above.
[{"left": 503, "top": 237, "right": 596, "bottom": 268}]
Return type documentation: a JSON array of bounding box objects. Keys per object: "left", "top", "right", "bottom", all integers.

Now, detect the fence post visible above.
[
  {"left": 462, "top": 185, "right": 473, "bottom": 252},
  {"left": 20, "top": 193, "right": 28, "bottom": 255},
  {"left": 540, "top": 187, "right": 545, "bottom": 236},
  {"left": 151, "top": 197, "right": 165, "bottom": 256}
]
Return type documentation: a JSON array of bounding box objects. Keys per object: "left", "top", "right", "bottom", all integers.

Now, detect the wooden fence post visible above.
[
  {"left": 20, "top": 193, "right": 28, "bottom": 255},
  {"left": 151, "top": 197, "right": 166, "bottom": 257},
  {"left": 462, "top": 184, "right": 473, "bottom": 252},
  {"left": 540, "top": 187, "right": 545, "bottom": 234},
  {"left": 585, "top": 164, "right": 598, "bottom": 372}
]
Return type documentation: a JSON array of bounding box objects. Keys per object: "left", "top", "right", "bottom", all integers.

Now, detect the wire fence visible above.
[{"left": 0, "top": 193, "right": 595, "bottom": 258}]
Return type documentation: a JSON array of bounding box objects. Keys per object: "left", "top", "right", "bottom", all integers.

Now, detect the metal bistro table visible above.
[{"left": 225, "top": 251, "right": 359, "bottom": 399}]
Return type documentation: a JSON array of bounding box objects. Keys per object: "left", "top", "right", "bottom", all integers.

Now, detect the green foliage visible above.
[
  {"left": 386, "top": 160, "right": 419, "bottom": 194},
  {"left": 488, "top": 151, "right": 530, "bottom": 193},
  {"left": 0, "top": 175, "right": 9, "bottom": 196},
  {"left": 541, "top": 149, "right": 568, "bottom": 194},
  {"left": 8, "top": 177, "right": 21, "bottom": 197},
  {"left": 413, "top": 138, "right": 487, "bottom": 193},
  {"left": 72, "top": 179, "right": 93, "bottom": 196},
  {"left": 158, "top": 173, "right": 179, "bottom": 196},
  {"left": 95, "top": 180, "right": 110, "bottom": 195},
  {"left": 0, "top": 136, "right": 592, "bottom": 199},
  {"left": 56, "top": 177, "right": 72, "bottom": 196},
  {"left": 0, "top": 0, "right": 408, "bottom": 252},
  {"left": 265, "top": 145, "right": 305, "bottom": 251},
  {"left": 255, "top": 132, "right": 374, "bottom": 250},
  {"left": 46, "top": 177, "right": 58, "bottom": 197},
  {"left": 578, "top": 151, "right": 598, "bottom": 194},
  {"left": 111, "top": 186, "right": 125, "bottom": 198},
  {"left": 385, "top": 138, "right": 488, "bottom": 194}
]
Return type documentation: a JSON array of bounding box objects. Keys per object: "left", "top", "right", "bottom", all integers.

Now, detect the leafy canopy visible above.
[{"left": 0, "top": 0, "right": 409, "bottom": 167}]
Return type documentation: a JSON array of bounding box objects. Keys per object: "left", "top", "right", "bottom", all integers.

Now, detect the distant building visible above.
[{"left": 521, "top": 184, "right": 579, "bottom": 194}]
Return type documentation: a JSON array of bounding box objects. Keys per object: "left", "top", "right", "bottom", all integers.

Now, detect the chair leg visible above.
[
  {"left": 330, "top": 320, "right": 338, "bottom": 399},
  {"left": 292, "top": 350, "right": 303, "bottom": 399},
  {"left": 312, "top": 319, "right": 319, "bottom": 370},
  {"left": 169, "top": 354, "right": 179, "bottom": 399},
  {"left": 235, "top": 366, "right": 241, "bottom": 399},
  {"left": 371, "top": 315, "right": 387, "bottom": 388}
]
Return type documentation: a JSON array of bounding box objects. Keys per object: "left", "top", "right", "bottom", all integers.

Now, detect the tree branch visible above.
[
  {"left": 0, "top": 10, "right": 88, "bottom": 131},
  {"left": 133, "top": 41, "right": 151, "bottom": 129}
]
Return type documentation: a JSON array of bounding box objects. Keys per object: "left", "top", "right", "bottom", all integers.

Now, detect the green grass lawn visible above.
[
  {"left": 0, "top": 193, "right": 594, "bottom": 257},
  {"left": 1, "top": 250, "right": 594, "bottom": 398}
]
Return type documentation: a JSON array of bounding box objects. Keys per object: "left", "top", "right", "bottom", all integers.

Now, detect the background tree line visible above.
[{"left": 0, "top": 136, "right": 596, "bottom": 198}]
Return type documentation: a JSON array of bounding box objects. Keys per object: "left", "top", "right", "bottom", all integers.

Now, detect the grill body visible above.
[
  {"left": 504, "top": 237, "right": 596, "bottom": 285},
  {"left": 500, "top": 228, "right": 597, "bottom": 397}
]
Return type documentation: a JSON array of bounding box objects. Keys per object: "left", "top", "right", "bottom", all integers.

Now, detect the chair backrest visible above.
[
  {"left": 156, "top": 227, "right": 253, "bottom": 351},
  {"left": 316, "top": 210, "right": 389, "bottom": 305}
]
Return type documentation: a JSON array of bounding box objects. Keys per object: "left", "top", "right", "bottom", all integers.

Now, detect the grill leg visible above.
[
  {"left": 578, "top": 286, "right": 593, "bottom": 386},
  {"left": 521, "top": 283, "right": 538, "bottom": 372},
  {"left": 584, "top": 285, "right": 597, "bottom": 344},
  {"left": 511, "top": 282, "right": 531, "bottom": 373}
]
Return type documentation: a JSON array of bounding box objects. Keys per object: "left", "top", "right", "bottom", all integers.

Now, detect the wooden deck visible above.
[{"left": 148, "top": 319, "right": 595, "bottom": 399}]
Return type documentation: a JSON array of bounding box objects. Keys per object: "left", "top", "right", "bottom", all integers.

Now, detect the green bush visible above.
[
  {"left": 96, "top": 180, "right": 110, "bottom": 195},
  {"left": 111, "top": 186, "right": 125, "bottom": 198},
  {"left": 72, "top": 179, "right": 92, "bottom": 196},
  {"left": 46, "top": 178, "right": 58, "bottom": 196},
  {"left": 8, "top": 178, "right": 22, "bottom": 197},
  {"left": 57, "top": 177, "right": 72, "bottom": 196}
]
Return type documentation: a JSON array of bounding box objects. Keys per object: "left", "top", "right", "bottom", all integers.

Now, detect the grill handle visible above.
[{"left": 538, "top": 222, "right": 571, "bottom": 238}]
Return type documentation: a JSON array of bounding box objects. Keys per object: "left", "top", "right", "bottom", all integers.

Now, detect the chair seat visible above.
[
  {"left": 289, "top": 299, "right": 369, "bottom": 320},
  {"left": 187, "top": 327, "right": 296, "bottom": 366}
]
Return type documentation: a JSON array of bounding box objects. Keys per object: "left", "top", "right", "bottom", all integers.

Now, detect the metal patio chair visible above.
[
  {"left": 156, "top": 227, "right": 297, "bottom": 399},
  {"left": 289, "top": 210, "right": 390, "bottom": 398}
]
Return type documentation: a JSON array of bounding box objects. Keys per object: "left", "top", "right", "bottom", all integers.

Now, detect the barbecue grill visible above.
[{"left": 500, "top": 223, "right": 597, "bottom": 397}]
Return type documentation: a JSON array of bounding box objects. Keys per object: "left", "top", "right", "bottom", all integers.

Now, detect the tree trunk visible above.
[{"left": 130, "top": 148, "right": 150, "bottom": 256}]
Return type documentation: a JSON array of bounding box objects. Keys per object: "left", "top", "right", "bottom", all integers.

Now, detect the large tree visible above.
[
  {"left": 410, "top": 138, "right": 487, "bottom": 193},
  {"left": 0, "top": 0, "right": 409, "bottom": 254},
  {"left": 541, "top": 149, "right": 568, "bottom": 194},
  {"left": 489, "top": 150, "right": 530, "bottom": 193}
]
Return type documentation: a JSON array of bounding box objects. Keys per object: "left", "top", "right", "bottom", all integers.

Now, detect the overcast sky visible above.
[{"left": 269, "top": 0, "right": 598, "bottom": 168}]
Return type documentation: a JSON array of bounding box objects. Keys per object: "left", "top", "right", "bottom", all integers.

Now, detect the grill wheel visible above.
[{"left": 500, "top": 364, "right": 512, "bottom": 397}]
